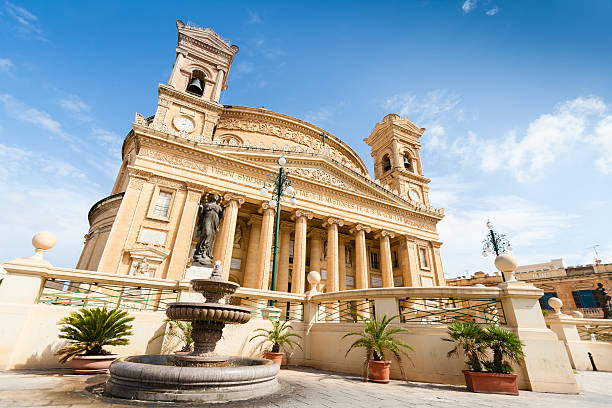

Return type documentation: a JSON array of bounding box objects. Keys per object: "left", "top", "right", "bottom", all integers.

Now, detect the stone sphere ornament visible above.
[
  {"left": 307, "top": 270, "right": 321, "bottom": 293},
  {"left": 548, "top": 297, "right": 563, "bottom": 315},
  {"left": 494, "top": 253, "right": 518, "bottom": 282},
  {"left": 32, "top": 231, "right": 57, "bottom": 252}
]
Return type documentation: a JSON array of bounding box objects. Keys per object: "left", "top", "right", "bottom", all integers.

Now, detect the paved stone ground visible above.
[{"left": 0, "top": 367, "right": 610, "bottom": 407}]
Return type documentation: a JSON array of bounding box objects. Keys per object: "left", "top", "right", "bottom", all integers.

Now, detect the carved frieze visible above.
[
  {"left": 290, "top": 167, "right": 355, "bottom": 192},
  {"left": 140, "top": 147, "right": 208, "bottom": 174}
]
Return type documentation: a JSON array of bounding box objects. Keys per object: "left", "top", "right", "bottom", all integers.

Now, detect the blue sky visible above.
[{"left": 1, "top": 0, "right": 611, "bottom": 277}]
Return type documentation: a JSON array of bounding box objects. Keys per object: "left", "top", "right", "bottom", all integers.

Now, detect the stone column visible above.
[
  {"left": 213, "top": 70, "right": 225, "bottom": 102},
  {"left": 166, "top": 187, "right": 203, "bottom": 279},
  {"left": 431, "top": 242, "right": 445, "bottom": 286},
  {"left": 308, "top": 229, "right": 324, "bottom": 274},
  {"left": 350, "top": 224, "right": 371, "bottom": 289},
  {"left": 376, "top": 230, "right": 395, "bottom": 288},
  {"left": 323, "top": 218, "right": 343, "bottom": 293},
  {"left": 291, "top": 210, "right": 312, "bottom": 294},
  {"left": 276, "top": 221, "right": 293, "bottom": 292},
  {"left": 212, "top": 193, "right": 245, "bottom": 280},
  {"left": 255, "top": 201, "right": 275, "bottom": 291},
  {"left": 401, "top": 236, "right": 420, "bottom": 287},
  {"left": 242, "top": 215, "right": 262, "bottom": 288},
  {"left": 338, "top": 236, "right": 347, "bottom": 291},
  {"left": 98, "top": 171, "right": 151, "bottom": 274}
]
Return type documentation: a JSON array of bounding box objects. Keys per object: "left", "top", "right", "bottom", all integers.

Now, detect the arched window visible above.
[
  {"left": 403, "top": 155, "right": 412, "bottom": 171},
  {"left": 382, "top": 154, "right": 391, "bottom": 172},
  {"left": 186, "top": 70, "right": 205, "bottom": 96}
]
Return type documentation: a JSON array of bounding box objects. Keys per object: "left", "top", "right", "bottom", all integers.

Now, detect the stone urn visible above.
[{"left": 71, "top": 354, "right": 118, "bottom": 374}]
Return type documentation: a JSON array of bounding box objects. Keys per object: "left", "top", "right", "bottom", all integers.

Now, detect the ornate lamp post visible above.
[
  {"left": 260, "top": 156, "right": 297, "bottom": 293},
  {"left": 482, "top": 220, "right": 513, "bottom": 282}
]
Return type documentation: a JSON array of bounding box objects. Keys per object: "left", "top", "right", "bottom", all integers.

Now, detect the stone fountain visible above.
[{"left": 104, "top": 262, "right": 280, "bottom": 403}]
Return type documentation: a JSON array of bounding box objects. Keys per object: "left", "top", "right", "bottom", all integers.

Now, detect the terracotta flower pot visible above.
[
  {"left": 462, "top": 370, "right": 519, "bottom": 395},
  {"left": 264, "top": 352, "right": 284, "bottom": 366},
  {"left": 71, "top": 355, "right": 118, "bottom": 374},
  {"left": 368, "top": 360, "right": 391, "bottom": 383}
]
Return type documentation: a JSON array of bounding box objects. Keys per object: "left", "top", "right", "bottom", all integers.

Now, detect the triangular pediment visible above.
[
  {"left": 176, "top": 20, "right": 237, "bottom": 57},
  {"left": 126, "top": 245, "right": 170, "bottom": 263}
]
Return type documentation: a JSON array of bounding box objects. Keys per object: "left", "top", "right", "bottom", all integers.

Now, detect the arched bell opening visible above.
[
  {"left": 382, "top": 154, "right": 392, "bottom": 172},
  {"left": 186, "top": 70, "right": 206, "bottom": 96}
]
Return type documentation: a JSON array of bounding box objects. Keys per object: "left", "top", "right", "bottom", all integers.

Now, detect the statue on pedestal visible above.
[
  {"left": 193, "top": 194, "right": 224, "bottom": 266},
  {"left": 595, "top": 282, "right": 612, "bottom": 319}
]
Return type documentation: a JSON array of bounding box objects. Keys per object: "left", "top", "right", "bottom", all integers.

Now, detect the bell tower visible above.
[
  {"left": 150, "top": 20, "right": 239, "bottom": 141},
  {"left": 365, "top": 113, "right": 431, "bottom": 205}
]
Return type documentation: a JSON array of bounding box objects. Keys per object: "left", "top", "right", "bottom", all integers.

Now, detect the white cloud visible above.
[
  {"left": 430, "top": 177, "right": 576, "bottom": 277},
  {"left": 446, "top": 96, "right": 610, "bottom": 181},
  {"left": 247, "top": 10, "right": 261, "bottom": 24},
  {"left": 593, "top": 115, "right": 612, "bottom": 174},
  {"left": 0, "top": 93, "right": 76, "bottom": 143},
  {"left": 303, "top": 101, "right": 347, "bottom": 125},
  {"left": 462, "top": 0, "right": 477, "bottom": 13},
  {"left": 0, "top": 58, "right": 13, "bottom": 74},
  {"left": 3, "top": 1, "right": 47, "bottom": 41},
  {"left": 0, "top": 143, "right": 100, "bottom": 267},
  {"left": 486, "top": 7, "right": 499, "bottom": 16},
  {"left": 382, "top": 89, "right": 461, "bottom": 124},
  {"left": 59, "top": 94, "right": 90, "bottom": 113},
  {"left": 233, "top": 61, "right": 254, "bottom": 74}
]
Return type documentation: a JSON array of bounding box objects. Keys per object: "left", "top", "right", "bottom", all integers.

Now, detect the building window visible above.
[
  {"left": 153, "top": 191, "right": 172, "bottom": 218},
  {"left": 345, "top": 246, "right": 352, "bottom": 266},
  {"left": 392, "top": 250, "right": 399, "bottom": 268},
  {"left": 419, "top": 247, "right": 429, "bottom": 269},
  {"left": 539, "top": 292, "right": 558, "bottom": 310},
  {"left": 382, "top": 155, "right": 391, "bottom": 172},
  {"left": 572, "top": 290, "right": 601, "bottom": 308},
  {"left": 370, "top": 252, "right": 380, "bottom": 270}
]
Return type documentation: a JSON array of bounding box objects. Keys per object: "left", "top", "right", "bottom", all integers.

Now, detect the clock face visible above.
[
  {"left": 173, "top": 116, "right": 195, "bottom": 132},
  {"left": 409, "top": 189, "right": 420, "bottom": 202}
]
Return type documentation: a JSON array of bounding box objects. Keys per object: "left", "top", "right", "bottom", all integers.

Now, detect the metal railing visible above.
[
  {"left": 317, "top": 299, "right": 374, "bottom": 322},
  {"left": 398, "top": 297, "right": 506, "bottom": 325},
  {"left": 236, "top": 297, "right": 304, "bottom": 322},
  {"left": 37, "top": 278, "right": 179, "bottom": 312}
]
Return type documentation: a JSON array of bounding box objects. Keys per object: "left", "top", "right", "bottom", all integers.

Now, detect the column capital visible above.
[
  {"left": 223, "top": 193, "right": 246, "bottom": 206},
  {"left": 259, "top": 200, "right": 276, "bottom": 214},
  {"left": 323, "top": 217, "right": 344, "bottom": 228},
  {"left": 291, "top": 209, "right": 314, "bottom": 221},
  {"left": 375, "top": 230, "right": 395, "bottom": 239},
  {"left": 350, "top": 224, "right": 371, "bottom": 234},
  {"left": 248, "top": 214, "right": 263, "bottom": 225}
]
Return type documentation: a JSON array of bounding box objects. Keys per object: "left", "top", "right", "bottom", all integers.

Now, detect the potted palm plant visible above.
[
  {"left": 56, "top": 307, "right": 134, "bottom": 374},
  {"left": 343, "top": 314, "right": 413, "bottom": 383},
  {"left": 249, "top": 319, "right": 302, "bottom": 366},
  {"left": 444, "top": 323, "right": 524, "bottom": 395},
  {"left": 149, "top": 319, "right": 193, "bottom": 354}
]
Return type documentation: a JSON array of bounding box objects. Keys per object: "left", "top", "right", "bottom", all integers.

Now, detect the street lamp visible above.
[
  {"left": 260, "top": 156, "right": 297, "bottom": 293},
  {"left": 482, "top": 220, "right": 513, "bottom": 282}
]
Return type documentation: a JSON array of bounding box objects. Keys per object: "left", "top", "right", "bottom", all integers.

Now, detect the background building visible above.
[
  {"left": 76, "top": 21, "right": 446, "bottom": 293},
  {"left": 447, "top": 258, "right": 612, "bottom": 318}
]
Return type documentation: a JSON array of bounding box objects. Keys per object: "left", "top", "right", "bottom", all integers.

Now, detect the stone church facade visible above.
[{"left": 76, "top": 20, "right": 446, "bottom": 293}]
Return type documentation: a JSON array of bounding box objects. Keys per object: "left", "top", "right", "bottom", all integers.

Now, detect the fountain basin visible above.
[
  {"left": 166, "top": 302, "right": 251, "bottom": 324},
  {"left": 105, "top": 355, "right": 280, "bottom": 403}
]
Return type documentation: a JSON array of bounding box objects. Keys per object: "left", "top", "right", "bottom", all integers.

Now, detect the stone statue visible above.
[
  {"left": 193, "top": 194, "right": 224, "bottom": 266},
  {"left": 595, "top": 282, "right": 612, "bottom": 319}
]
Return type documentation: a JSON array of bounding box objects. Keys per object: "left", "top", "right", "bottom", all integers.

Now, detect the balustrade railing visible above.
[
  {"left": 316, "top": 299, "right": 374, "bottom": 322},
  {"left": 398, "top": 297, "right": 506, "bottom": 325}
]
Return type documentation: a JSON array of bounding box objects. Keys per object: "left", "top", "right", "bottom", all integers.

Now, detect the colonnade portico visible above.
[{"left": 207, "top": 194, "right": 444, "bottom": 294}]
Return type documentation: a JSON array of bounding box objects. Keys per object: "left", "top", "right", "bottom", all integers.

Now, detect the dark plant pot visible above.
[
  {"left": 71, "top": 355, "right": 118, "bottom": 374},
  {"left": 368, "top": 360, "right": 391, "bottom": 383},
  {"left": 462, "top": 370, "right": 519, "bottom": 395},
  {"left": 264, "top": 352, "right": 284, "bottom": 366}
]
